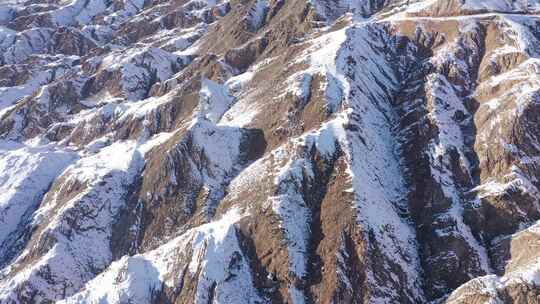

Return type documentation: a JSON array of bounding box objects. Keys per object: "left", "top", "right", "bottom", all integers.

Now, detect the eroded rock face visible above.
[{"left": 2, "top": 0, "right": 540, "bottom": 303}]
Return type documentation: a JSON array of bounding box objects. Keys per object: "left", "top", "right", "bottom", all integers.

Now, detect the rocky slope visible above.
[{"left": 1, "top": 0, "right": 540, "bottom": 303}]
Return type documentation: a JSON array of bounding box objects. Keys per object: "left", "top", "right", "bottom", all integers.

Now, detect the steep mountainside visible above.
[{"left": 1, "top": 0, "right": 540, "bottom": 303}]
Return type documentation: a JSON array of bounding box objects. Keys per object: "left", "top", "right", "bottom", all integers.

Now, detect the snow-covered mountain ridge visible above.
[{"left": 1, "top": 0, "right": 540, "bottom": 303}]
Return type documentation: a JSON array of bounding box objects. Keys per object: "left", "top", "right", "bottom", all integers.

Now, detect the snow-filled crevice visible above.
[
  {"left": 310, "top": 0, "right": 393, "bottom": 21},
  {"left": 335, "top": 23, "right": 426, "bottom": 303},
  {"left": 389, "top": 18, "right": 495, "bottom": 299},
  {"left": 247, "top": 0, "right": 269, "bottom": 32},
  {"left": 270, "top": 21, "right": 426, "bottom": 303},
  {"left": 0, "top": 141, "right": 77, "bottom": 268},
  {"left": 137, "top": 113, "right": 266, "bottom": 252},
  {"left": 0, "top": 140, "right": 145, "bottom": 303},
  {"left": 270, "top": 119, "right": 343, "bottom": 303},
  {"left": 60, "top": 208, "right": 265, "bottom": 304}
]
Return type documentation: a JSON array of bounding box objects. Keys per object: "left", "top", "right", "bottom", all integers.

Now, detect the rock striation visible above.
[{"left": 1, "top": 0, "right": 540, "bottom": 303}]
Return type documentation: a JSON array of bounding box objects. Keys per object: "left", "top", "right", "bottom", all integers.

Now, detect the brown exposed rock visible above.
[
  {"left": 4, "top": 1, "right": 540, "bottom": 303},
  {"left": 48, "top": 27, "right": 97, "bottom": 56}
]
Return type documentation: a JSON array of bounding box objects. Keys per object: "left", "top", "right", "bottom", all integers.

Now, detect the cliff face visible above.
[{"left": 1, "top": 0, "right": 540, "bottom": 303}]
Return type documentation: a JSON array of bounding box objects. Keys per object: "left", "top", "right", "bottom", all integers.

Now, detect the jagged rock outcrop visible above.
[{"left": 2, "top": 0, "right": 540, "bottom": 303}]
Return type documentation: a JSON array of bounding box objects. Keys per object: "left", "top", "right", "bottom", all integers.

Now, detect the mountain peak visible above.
[{"left": 1, "top": 0, "right": 540, "bottom": 303}]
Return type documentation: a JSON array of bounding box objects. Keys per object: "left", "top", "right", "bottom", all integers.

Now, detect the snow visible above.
[
  {"left": 261, "top": 24, "right": 360, "bottom": 303},
  {"left": 61, "top": 255, "right": 164, "bottom": 304},
  {"left": 80, "top": 24, "right": 114, "bottom": 45},
  {"left": 472, "top": 165, "right": 540, "bottom": 201},
  {"left": 191, "top": 119, "right": 243, "bottom": 179},
  {"left": 160, "top": 26, "right": 207, "bottom": 51},
  {"left": 270, "top": 120, "right": 344, "bottom": 278},
  {"left": 476, "top": 57, "right": 540, "bottom": 157},
  {"left": 137, "top": 132, "right": 175, "bottom": 155},
  {"left": 182, "top": 0, "right": 231, "bottom": 19},
  {"left": 0, "top": 73, "right": 48, "bottom": 111},
  {"left": 50, "top": 0, "right": 146, "bottom": 27},
  {"left": 293, "top": 73, "right": 314, "bottom": 105},
  {"left": 404, "top": 0, "right": 439, "bottom": 14},
  {"left": 424, "top": 40, "right": 493, "bottom": 275},
  {"left": 288, "top": 287, "right": 306, "bottom": 304},
  {"left": 398, "top": 0, "right": 540, "bottom": 18},
  {"left": 139, "top": 116, "right": 250, "bottom": 219},
  {"left": 52, "top": 0, "right": 109, "bottom": 26},
  {"left": 100, "top": 47, "right": 185, "bottom": 100},
  {"left": 0, "top": 141, "right": 77, "bottom": 263},
  {"left": 1, "top": 28, "right": 54, "bottom": 64},
  {"left": 426, "top": 73, "right": 471, "bottom": 168},
  {"left": 271, "top": 157, "right": 313, "bottom": 279},
  {"left": 323, "top": 72, "right": 345, "bottom": 113},
  {"left": 117, "top": 93, "right": 172, "bottom": 121},
  {"left": 502, "top": 15, "right": 540, "bottom": 56},
  {"left": 0, "top": 56, "right": 77, "bottom": 113},
  {"left": 3, "top": 0, "right": 540, "bottom": 302},
  {"left": 247, "top": 0, "right": 269, "bottom": 31},
  {"left": 462, "top": 0, "right": 540, "bottom": 13},
  {"left": 449, "top": 222, "right": 540, "bottom": 303},
  {"left": 310, "top": 0, "right": 384, "bottom": 20},
  {"left": 218, "top": 58, "right": 275, "bottom": 127},
  {"left": 60, "top": 208, "right": 263, "bottom": 304},
  {"left": 199, "top": 78, "right": 234, "bottom": 123},
  {"left": 257, "top": 108, "right": 349, "bottom": 304},
  {"left": 284, "top": 24, "right": 350, "bottom": 114},
  {"left": 0, "top": 26, "right": 16, "bottom": 49},
  {"left": 267, "top": 21, "right": 426, "bottom": 303},
  {"left": 0, "top": 6, "right": 16, "bottom": 24},
  {"left": 334, "top": 23, "right": 426, "bottom": 302},
  {"left": 0, "top": 140, "right": 144, "bottom": 302}
]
